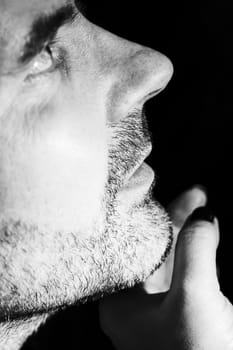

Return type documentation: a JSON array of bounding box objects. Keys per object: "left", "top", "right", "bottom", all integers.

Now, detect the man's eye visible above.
[{"left": 26, "top": 46, "right": 55, "bottom": 80}]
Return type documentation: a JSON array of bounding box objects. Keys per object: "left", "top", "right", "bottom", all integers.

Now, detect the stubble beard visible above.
[{"left": 0, "top": 113, "right": 173, "bottom": 322}]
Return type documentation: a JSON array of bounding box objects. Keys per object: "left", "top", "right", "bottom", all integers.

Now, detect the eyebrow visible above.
[{"left": 19, "top": 4, "right": 78, "bottom": 64}]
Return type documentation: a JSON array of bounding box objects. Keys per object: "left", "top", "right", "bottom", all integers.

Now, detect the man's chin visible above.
[
  {"left": 105, "top": 195, "right": 174, "bottom": 288},
  {"left": 0, "top": 196, "right": 173, "bottom": 320}
]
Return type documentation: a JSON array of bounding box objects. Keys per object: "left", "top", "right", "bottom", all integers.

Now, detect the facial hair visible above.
[{"left": 0, "top": 112, "right": 173, "bottom": 322}]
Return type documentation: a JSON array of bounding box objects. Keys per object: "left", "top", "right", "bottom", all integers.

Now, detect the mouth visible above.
[
  {"left": 118, "top": 161, "right": 155, "bottom": 204},
  {"left": 119, "top": 141, "right": 154, "bottom": 193},
  {"left": 124, "top": 143, "right": 152, "bottom": 181},
  {"left": 118, "top": 105, "right": 155, "bottom": 197}
]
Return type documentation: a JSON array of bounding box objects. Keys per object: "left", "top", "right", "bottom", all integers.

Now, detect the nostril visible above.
[{"left": 146, "top": 88, "right": 163, "bottom": 99}]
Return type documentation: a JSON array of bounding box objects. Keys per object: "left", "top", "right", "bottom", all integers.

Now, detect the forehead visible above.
[{"left": 0, "top": 0, "right": 73, "bottom": 74}]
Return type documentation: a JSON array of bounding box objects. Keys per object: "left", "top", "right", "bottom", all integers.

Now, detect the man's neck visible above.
[{"left": 0, "top": 314, "right": 48, "bottom": 350}]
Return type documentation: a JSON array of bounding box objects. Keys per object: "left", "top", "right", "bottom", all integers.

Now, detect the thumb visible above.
[{"left": 170, "top": 206, "right": 220, "bottom": 295}]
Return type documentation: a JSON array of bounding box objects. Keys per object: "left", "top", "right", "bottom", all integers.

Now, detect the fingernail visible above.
[{"left": 188, "top": 206, "right": 215, "bottom": 223}]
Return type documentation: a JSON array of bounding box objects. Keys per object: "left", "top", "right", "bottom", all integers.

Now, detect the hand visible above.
[{"left": 99, "top": 186, "right": 233, "bottom": 349}]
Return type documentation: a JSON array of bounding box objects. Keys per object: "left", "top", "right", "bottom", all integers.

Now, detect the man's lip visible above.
[
  {"left": 122, "top": 143, "right": 152, "bottom": 186},
  {"left": 125, "top": 162, "right": 155, "bottom": 187},
  {"left": 118, "top": 162, "right": 155, "bottom": 199}
]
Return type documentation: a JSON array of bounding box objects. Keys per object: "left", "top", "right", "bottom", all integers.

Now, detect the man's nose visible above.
[
  {"left": 109, "top": 49, "right": 173, "bottom": 120},
  {"left": 91, "top": 25, "right": 173, "bottom": 121}
]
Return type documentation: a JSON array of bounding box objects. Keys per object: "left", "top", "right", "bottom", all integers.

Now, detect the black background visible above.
[{"left": 23, "top": 1, "right": 233, "bottom": 348}]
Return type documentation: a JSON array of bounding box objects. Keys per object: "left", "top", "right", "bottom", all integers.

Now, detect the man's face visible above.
[{"left": 0, "top": 0, "right": 173, "bottom": 320}]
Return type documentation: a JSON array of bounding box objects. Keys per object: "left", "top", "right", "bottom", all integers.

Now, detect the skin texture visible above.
[{"left": 0, "top": 0, "right": 173, "bottom": 348}]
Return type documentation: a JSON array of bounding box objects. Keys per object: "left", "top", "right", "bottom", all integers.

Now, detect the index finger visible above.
[{"left": 168, "top": 185, "right": 207, "bottom": 232}]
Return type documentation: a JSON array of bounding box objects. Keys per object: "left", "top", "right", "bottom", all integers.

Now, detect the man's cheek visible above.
[{"left": 0, "top": 111, "right": 108, "bottom": 233}]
